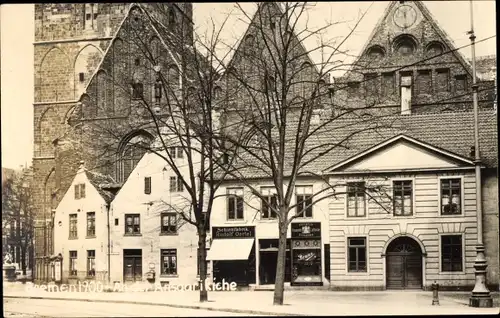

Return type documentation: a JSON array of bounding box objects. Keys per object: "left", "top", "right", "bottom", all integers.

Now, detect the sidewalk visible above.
[{"left": 3, "top": 282, "right": 499, "bottom": 316}]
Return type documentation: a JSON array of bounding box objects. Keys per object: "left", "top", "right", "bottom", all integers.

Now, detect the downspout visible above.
[{"left": 106, "top": 203, "right": 111, "bottom": 284}]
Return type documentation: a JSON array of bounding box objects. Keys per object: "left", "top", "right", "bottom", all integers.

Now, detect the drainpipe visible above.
[{"left": 106, "top": 203, "right": 111, "bottom": 284}]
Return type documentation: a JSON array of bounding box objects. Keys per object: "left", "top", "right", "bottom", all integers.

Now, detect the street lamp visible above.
[{"left": 467, "top": 0, "right": 493, "bottom": 308}]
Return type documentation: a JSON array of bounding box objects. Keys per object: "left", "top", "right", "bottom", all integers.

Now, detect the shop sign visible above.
[
  {"left": 291, "top": 222, "right": 321, "bottom": 239},
  {"left": 212, "top": 226, "right": 255, "bottom": 239}
]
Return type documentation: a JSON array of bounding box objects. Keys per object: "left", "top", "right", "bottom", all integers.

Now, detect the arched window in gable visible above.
[
  {"left": 425, "top": 41, "right": 444, "bottom": 57},
  {"left": 393, "top": 34, "right": 417, "bottom": 56},
  {"left": 117, "top": 131, "right": 154, "bottom": 183}
]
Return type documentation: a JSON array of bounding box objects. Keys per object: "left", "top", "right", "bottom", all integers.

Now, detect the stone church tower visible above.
[{"left": 32, "top": 3, "right": 193, "bottom": 281}]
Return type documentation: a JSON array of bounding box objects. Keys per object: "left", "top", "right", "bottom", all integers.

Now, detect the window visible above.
[
  {"left": 168, "top": 8, "right": 176, "bottom": 26},
  {"left": 169, "top": 176, "right": 183, "bottom": 192},
  {"left": 125, "top": 214, "right": 140, "bottom": 235},
  {"left": 269, "top": 17, "right": 276, "bottom": 30},
  {"left": 87, "top": 250, "right": 95, "bottom": 277},
  {"left": 69, "top": 214, "right": 78, "bottom": 239},
  {"left": 261, "top": 188, "right": 277, "bottom": 219},
  {"left": 213, "top": 86, "right": 222, "bottom": 99},
  {"left": 347, "top": 182, "right": 366, "bottom": 217},
  {"left": 426, "top": 42, "right": 444, "bottom": 57},
  {"left": 86, "top": 212, "right": 96, "bottom": 237},
  {"left": 417, "top": 70, "right": 432, "bottom": 95},
  {"left": 364, "top": 73, "right": 379, "bottom": 95},
  {"left": 74, "top": 183, "right": 86, "bottom": 200},
  {"left": 161, "top": 249, "right": 177, "bottom": 275},
  {"left": 348, "top": 237, "right": 367, "bottom": 272},
  {"left": 347, "top": 81, "right": 360, "bottom": 97},
  {"left": 441, "top": 178, "right": 461, "bottom": 215},
  {"left": 84, "top": 4, "right": 98, "bottom": 30},
  {"left": 160, "top": 212, "right": 177, "bottom": 234},
  {"left": 134, "top": 58, "right": 140, "bottom": 66},
  {"left": 436, "top": 69, "right": 450, "bottom": 92},
  {"left": 144, "top": 177, "right": 151, "bottom": 195},
  {"left": 227, "top": 188, "right": 244, "bottom": 220},
  {"left": 395, "top": 37, "right": 415, "bottom": 55},
  {"left": 132, "top": 82, "right": 144, "bottom": 99},
  {"left": 296, "top": 186, "right": 313, "bottom": 218},
  {"left": 69, "top": 251, "right": 77, "bottom": 276},
  {"left": 79, "top": 72, "right": 85, "bottom": 82},
  {"left": 168, "top": 147, "right": 184, "bottom": 159},
  {"left": 441, "top": 235, "right": 463, "bottom": 272},
  {"left": 197, "top": 248, "right": 210, "bottom": 276},
  {"left": 455, "top": 75, "right": 467, "bottom": 92},
  {"left": 393, "top": 180, "right": 413, "bottom": 216},
  {"left": 114, "top": 218, "right": 119, "bottom": 226},
  {"left": 382, "top": 72, "right": 395, "bottom": 96},
  {"left": 367, "top": 46, "right": 385, "bottom": 60}
]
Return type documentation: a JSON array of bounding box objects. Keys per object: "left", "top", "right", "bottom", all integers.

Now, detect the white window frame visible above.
[
  {"left": 260, "top": 186, "right": 278, "bottom": 220},
  {"left": 344, "top": 180, "right": 368, "bottom": 219},
  {"left": 345, "top": 235, "right": 369, "bottom": 275},
  {"left": 391, "top": 177, "right": 416, "bottom": 217},
  {"left": 437, "top": 175, "right": 465, "bottom": 217},
  {"left": 438, "top": 233, "right": 465, "bottom": 274},
  {"left": 295, "top": 185, "right": 314, "bottom": 218},
  {"left": 226, "top": 187, "right": 244, "bottom": 221}
]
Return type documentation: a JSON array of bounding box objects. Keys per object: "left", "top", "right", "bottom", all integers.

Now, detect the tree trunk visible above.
[
  {"left": 21, "top": 245, "right": 27, "bottom": 275},
  {"left": 198, "top": 225, "right": 208, "bottom": 302},
  {"left": 273, "top": 217, "right": 288, "bottom": 305}
]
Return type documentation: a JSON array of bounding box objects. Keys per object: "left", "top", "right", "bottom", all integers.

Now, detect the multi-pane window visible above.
[
  {"left": 296, "top": 186, "right": 313, "bottom": 218},
  {"left": 455, "top": 75, "right": 467, "bottom": 92},
  {"left": 169, "top": 176, "right": 183, "bottom": 192},
  {"left": 169, "top": 147, "right": 184, "bottom": 159},
  {"left": 86, "top": 212, "right": 96, "bottom": 237},
  {"left": 261, "top": 187, "right": 277, "bottom": 219},
  {"left": 441, "top": 179, "right": 461, "bottom": 215},
  {"left": 348, "top": 237, "right": 367, "bottom": 272},
  {"left": 69, "top": 214, "right": 78, "bottom": 239},
  {"left": 132, "top": 82, "right": 144, "bottom": 99},
  {"left": 161, "top": 212, "right": 177, "bottom": 234},
  {"left": 347, "top": 182, "right": 366, "bottom": 217},
  {"left": 125, "top": 214, "right": 140, "bottom": 234},
  {"left": 197, "top": 248, "right": 210, "bottom": 276},
  {"left": 417, "top": 70, "right": 432, "bottom": 95},
  {"left": 69, "top": 251, "right": 77, "bottom": 276},
  {"left": 382, "top": 72, "right": 395, "bottom": 96},
  {"left": 87, "top": 250, "right": 96, "bottom": 277},
  {"left": 393, "top": 180, "right": 413, "bottom": 216},
  {"left": 74, "top": 184, "right": 86, "bottom": 199},
  {"left": 144, "top": 177, "right": 151, "bottom": 195},
  {"left": 436, "top": 69, "right": 450, "bottom": 92},
  {"left": 441, "top": 235, "right": 463, "bottom": 272},
  {"left": 161, "top": 249, "right": 177, "bottom": 275},
  {"left": 227, "top": 188, "right": 244, "bottom": 220}
]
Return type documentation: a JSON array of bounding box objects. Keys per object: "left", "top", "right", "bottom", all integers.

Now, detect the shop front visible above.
[
  {"left": 207, "top": 226, "right": 256, "bottom": 286},
  {"left": 291, "top": 222, "right": 322, "bottom": 286},
  {"left": 258, "top": 239, "right": 291, "bottom": 284}
]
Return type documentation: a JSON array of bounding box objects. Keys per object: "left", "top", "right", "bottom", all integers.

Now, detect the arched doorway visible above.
[{"left": 386, "top": 236, "right": 423, "bottom": 289}]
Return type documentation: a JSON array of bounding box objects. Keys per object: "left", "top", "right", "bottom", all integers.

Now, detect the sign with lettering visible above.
[
  {"left": 212, "top": 226, "right": 255, "bottom": 239},
  {"left": 291, "top": 222, "right": 321, "bottom": 239}
]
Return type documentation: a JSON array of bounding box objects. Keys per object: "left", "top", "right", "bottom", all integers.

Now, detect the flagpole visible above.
[{"left": 468, "top": 0, "right": 492, "bottom": 308}]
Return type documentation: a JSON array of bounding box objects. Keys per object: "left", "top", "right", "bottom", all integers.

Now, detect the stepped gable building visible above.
[
  {"left": 32, "top": 3, "right": 195, "bottom": 282},
  {"left": 332, "top": 1, "right": 496, "bottom": 116}
]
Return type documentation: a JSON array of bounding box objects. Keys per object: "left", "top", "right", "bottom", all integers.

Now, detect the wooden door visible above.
[
  {"left": 387, "top": 254, "right": 404, "bottom": 289},
  {"left": 386, "top": 237, "right": 422, "bottom": 289}
]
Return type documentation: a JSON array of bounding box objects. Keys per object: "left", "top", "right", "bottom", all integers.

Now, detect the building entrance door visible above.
[
  {"left": 386, "top": 237, "right": 423, "bottom": 289},
  {"left": 123, "top": 249, "right": 142, "bottom": 282},
  {"left": 258, "top": 239, "right": 291, "bottom": 284}
]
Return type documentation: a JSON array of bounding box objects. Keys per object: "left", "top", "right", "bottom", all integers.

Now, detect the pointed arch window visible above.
[{"left": 117, "top": 132, "right": 153, "bottom": 183}]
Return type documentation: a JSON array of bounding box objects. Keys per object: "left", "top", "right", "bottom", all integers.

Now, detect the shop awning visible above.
[{"left": 207, "top": 238, "right": 254, "bottom": 261}]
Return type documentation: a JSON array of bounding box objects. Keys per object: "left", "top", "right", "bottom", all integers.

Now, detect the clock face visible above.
[{"left": 393, "top": 5, "right": 417, "bottom": 29}]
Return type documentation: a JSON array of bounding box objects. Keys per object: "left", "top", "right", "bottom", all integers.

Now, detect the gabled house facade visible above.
[
  {"left": 109, "top": 148, "right": 203, "bottom": 286},
  {"left": 53, "top": 163, "right": 118, "bottom": 284}
]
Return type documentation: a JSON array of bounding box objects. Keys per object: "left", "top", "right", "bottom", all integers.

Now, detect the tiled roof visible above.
[
  {"left": 85, "top": 170, "right": 120, "bottom": 204},
  {"left": 218, "top": 110, "right": 497, "bottom": 180}
]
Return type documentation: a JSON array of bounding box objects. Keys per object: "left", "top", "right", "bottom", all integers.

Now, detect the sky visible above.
[{"left": 0, "top": 1, "right": 496, "bottom": 170}]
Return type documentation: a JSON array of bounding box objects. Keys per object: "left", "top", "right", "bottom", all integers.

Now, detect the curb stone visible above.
[{"left": 3, "top": 295, "right": 302, "bottom": 316}]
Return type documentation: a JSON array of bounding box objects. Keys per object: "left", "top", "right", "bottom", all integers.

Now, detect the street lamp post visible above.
[{"left": 467, "top": 0, "right": 493, "bottom": 308}]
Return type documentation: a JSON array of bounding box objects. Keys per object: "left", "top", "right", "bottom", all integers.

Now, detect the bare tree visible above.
[
  {"left": 65, "top": 4, "right": 239, "bottom": 302},
  {"left": 207, "top": 2, "right": 405, "bottom": 305},
  {"left": 2, "top": 168, "right": 35, "bottom": 277}
]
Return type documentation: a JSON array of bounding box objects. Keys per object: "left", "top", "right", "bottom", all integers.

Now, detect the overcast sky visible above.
[{"left": 0, "top": 1, "right": 496, "bottom": 170}]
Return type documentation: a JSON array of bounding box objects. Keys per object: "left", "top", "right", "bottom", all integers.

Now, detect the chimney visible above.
[{"left": 400, "top": 74, "right": 412, "bottom": 115}]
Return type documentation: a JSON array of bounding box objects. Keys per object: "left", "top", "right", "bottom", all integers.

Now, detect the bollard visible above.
[{"left": 431, "top": 281, "right": 440, "bottom": 305}]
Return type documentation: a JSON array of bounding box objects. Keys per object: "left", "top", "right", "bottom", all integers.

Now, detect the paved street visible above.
[{"left": 3, "top": 298, "right": 260, "bottom": 317}]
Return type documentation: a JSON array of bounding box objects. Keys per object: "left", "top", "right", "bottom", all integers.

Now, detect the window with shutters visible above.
[
  {"left": 440, "top": 178, "right": 461, "bottom": 215},
  {"left": 347, "top": 182, "right": 366, "bottom": 217},
  {"left": 124, "top": 214, "right": 140, "bottom": 235},
  {"left": 144, "top": 177, "right": 151, "bottom": 194},
  {"left": 160, "top": 212, "right": 177, "bottom": 234},
  {"left": 348, "top": 237, "right": 367, "bottom": 272},
  {"left": 441, "top": 235, "right": 463, "bottom": 272},
  {"left": 436, "top": 69, "right": 450, "bottom": 92},
  {"left": 393, "top": 180, "right": 413, "bottom": 216},
  {"left": 161, "top": 249, "right": 177, "bottom": 275},
  {"left": 227, "top": 188, "right": 244, "bottom": 220}
]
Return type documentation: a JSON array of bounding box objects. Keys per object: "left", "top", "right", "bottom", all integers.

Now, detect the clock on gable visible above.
[{"left": 393, "top": 5, "right": 417, "bottom": 29}]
